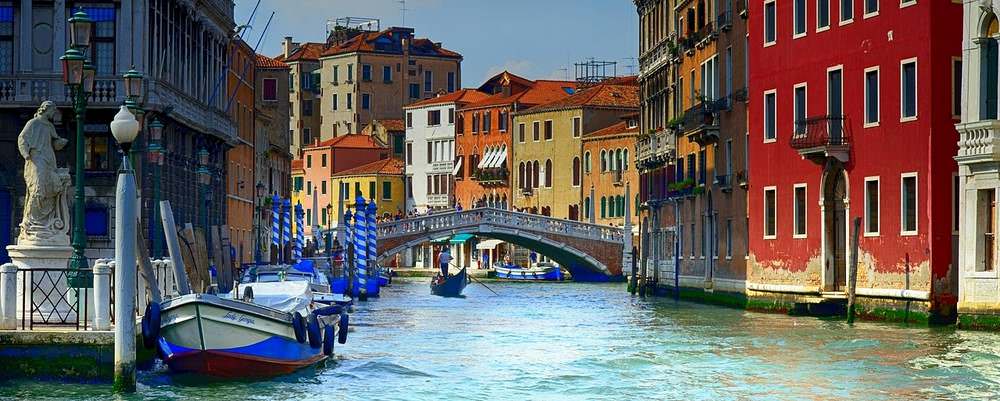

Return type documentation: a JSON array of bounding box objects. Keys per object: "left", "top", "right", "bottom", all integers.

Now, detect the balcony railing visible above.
[
  {"left": 957, "top": 120, "right": 1000, "bottom": 163},
  {"left": 612, "top": 169, "right": 624, "bottom": 186},
  {"left": 718, "top": 11, "right": 733, "bottom": 31},
  {"left": 738, "top": 0, "right": 749, "bottom": 18},
  {"left": 636, "top": 128, "right": 676, "bottom": 169},
  {"left": 790, "top": 115, "right": 851, "bottom": 163},
  {"left": 473, "top": 167, "right": 508, "bottom": 186},
  {"left": 715, "top": 174, "right": 732, "bottom": 191}
]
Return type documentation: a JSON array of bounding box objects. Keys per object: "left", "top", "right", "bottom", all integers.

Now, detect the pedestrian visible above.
[
  {"left": 529, "top": 250, "right": 538, "bottom": 266},
  {"left": 456, "top": 202, "right": 463, "bottom": 212}
]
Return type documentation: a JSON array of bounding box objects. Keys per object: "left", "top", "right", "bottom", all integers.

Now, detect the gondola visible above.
[{"left": 430, "top": 267, "right": 468, "bottom": 297}]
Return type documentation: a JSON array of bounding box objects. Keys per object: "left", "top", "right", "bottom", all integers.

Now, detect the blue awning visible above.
[{"left": 449, "top": 234, "right": 474, "bottom": 244}]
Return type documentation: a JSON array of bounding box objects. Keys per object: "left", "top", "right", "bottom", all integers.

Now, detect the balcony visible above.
[
  {"left": 738, "top": 0, "right": 749, "bottom": 18},
  {"left": 0, "top": 74, "right": 123, "bottom": 107},
  {"left": 957, "top": 120, "right": 1000, "bottom": 164},
  {"left": 790, "top": 115, "right": 851, "bottom": 164},
  {"left": 665, "top": 179, "right": 704, "bottom": 201},
  {"left": 717, "top": 11, "right": 733, "bottom": 32},
  {"left": 714, "top": 174, "right": 732, "bottom": 192},
  {"left": 473, "top": 167, "right": 508, "bottom": 187},
  {"left": 636, "top": 128, "right": 676, "bottom": 169},
  {"left": 612, "top": 170, "right": 624, "bottom": 186},
  {"left": 430, "top": 160, "right": 453, "bottom": 174},
  {"left": 678, "top": 100, "right": 724, "bottom": 146}
]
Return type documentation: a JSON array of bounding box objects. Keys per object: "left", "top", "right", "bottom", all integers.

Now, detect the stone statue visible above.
[{"left": 16, "top": 101, "right": 71, "bottom": 246}]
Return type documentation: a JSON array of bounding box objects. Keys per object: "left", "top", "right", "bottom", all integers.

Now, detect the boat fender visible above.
[
  {"left": 242, "top": 286, "right": 254, "bottom": 303},
  {"left": 141, "top": 303, "right": 161, "bottom": 349},
  {"left": 292, "top": 312, "right": 307, "bottom": 343},
  {"left": 338, "top": 312, "right": 349, "bottom": 344},
  {"left": 323, "top": 324, "right": 335, "bottom": 356},
  {"left": 307, "top": 313, "right": 322, "bottom": 348}
]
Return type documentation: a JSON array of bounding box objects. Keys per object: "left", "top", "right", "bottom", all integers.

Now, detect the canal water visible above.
[{"left": 4, "top": 280, "right": 1000, "bottom": 400}]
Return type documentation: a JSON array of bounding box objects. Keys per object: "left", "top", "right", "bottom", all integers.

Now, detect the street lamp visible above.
[
  {"left": 109, "top": 104, "right": 139, "bottom": 392},
  {"left": 254, "top": 181, "right": 266, "bottom": 264},
  {"left": 61, "top": 9, "right": 93, "bottom": 287}
]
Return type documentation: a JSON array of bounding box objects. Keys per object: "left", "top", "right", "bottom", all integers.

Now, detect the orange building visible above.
[
  {"left": 454, "top": 72, "right": 576, "bottom": 209},
  {"left": 297, "top": 135, "right": 390, "bottom": 237},
  {"left": 227, "top": 38, "right": 257, "bottom": 266},
  {"left": 582, "top": 114, "right": 641, "bottom": 228}
]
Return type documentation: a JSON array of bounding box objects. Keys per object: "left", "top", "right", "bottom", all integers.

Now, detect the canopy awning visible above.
[
  {"left": 449, "top": 233, "right": 474, "bottom": 244},
  {"left": 452, "top": 156, "right": 463, "bottom": 175},
  {"left": 476, "top": 149, "right": 491, "bottom": 169},
  {"left": 488, "top": 147, "right": 507, "bottom": 169},
  {"left": 430, "top": 236, "right": 451, "bottom": 244},
  {"left": 476, "top": 239, "right": 504, "bottom": 250}
]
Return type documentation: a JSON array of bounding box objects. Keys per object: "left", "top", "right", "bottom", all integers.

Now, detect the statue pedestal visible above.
[{"left": 7, "top": 245, "right": 79, "bottom": 327}]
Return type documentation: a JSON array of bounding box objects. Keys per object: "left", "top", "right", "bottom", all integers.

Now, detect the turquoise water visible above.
[{"left": 4, "top": 280, "right": 1000, "bottom": 400}]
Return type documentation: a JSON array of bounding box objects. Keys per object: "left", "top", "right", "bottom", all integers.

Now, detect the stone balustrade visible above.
[
  {"left": 377, "top": 207, "right": 625, "bottom": 244},
  {"left": 958, "top": 120, "right": 1000, "bottom": 162}
]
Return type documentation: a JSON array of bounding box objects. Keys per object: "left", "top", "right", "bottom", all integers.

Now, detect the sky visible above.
[{"left": 235, "top": 0, "right": 639, "bottom": 84}]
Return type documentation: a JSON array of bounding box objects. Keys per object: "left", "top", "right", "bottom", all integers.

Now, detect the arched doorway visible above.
[{"left": 822, "top": 168, "right": 848, "bottom": 291}]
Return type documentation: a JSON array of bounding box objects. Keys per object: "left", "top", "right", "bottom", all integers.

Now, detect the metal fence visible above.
[{"left": 16, "top": 268, "right": 110, "bottom": 331}]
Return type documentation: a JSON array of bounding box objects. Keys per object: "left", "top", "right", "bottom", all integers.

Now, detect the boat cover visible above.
[{"left": 238, "top": 281, "right": 312, "bottom": 314}]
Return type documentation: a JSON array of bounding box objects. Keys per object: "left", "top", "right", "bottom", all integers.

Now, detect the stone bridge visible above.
[{"left": 375, "top": 208, "right": 627, "bottom": 281}]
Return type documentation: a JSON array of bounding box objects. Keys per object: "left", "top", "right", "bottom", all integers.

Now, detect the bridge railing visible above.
[{"left": 376, "top": 207, "right": 625, "bottom": 243}]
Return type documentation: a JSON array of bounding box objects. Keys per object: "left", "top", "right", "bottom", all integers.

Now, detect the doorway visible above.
[{"left": 823, "top": 169, "right": 847, "bottom": 291}]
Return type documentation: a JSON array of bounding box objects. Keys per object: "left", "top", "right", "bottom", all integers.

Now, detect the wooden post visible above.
[
  {"left": 178, "top": 225, "right": 202, "bottom": 293},
  {"left": 220, "top": 225, "right": 234, "bottom": 291},
  {"left": 159, "top": 201, "right": 191, "bottom": 295},
  {"left": 135, "top": 218, "right": 161, "bottom": 304},
  {"left": 847, "top": 217, "right": 861, "bottom": 324}
]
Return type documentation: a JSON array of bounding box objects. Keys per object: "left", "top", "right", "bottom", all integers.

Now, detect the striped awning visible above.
[{"left": 452, "top": 156, "right": 463, "bottom": 175}]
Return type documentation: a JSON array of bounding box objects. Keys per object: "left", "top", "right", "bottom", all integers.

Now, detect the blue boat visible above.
[
  {"left": 431, "top": 267, "right": 468, "bottom": 297},
  {"left": 494, "top": 262, "right": 565, "bottom": 281}
]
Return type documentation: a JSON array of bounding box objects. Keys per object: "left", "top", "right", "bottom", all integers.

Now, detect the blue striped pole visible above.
[
  {"left": 282, "top": 198, "right": 291, "bottom": 264},
  {"left": 271, "top": 195, "right": 280, "bottom": 262},
  {"left": 343, "top": 209, "right": 354, "bottom": 297},
  {"left": 294, "top": 202, "right": 304, "bottom": 262},
  {"left": 353, "top": 197, "right": 368, "bottom": 299},
  {"left": 366, "top": 200, "right": 378, "bottom": 279}
]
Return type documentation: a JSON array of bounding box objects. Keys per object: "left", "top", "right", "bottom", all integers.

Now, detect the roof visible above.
[
  {"left": 333, "top": 158, "right": 404, "bottom": 177},
  {"left": 291, "top": 159, "right": 304, "bottom": 171},
  {"left": 256, "top": 53, "right": 289, "bottom": 69},
  {"left": 320, "top": 27, "right": 461, "bottom": 59},
  {"left": 276, "top": 42, "right": 326, "bottom": 63},
  {"left": 377, "top": 119, "right": 405, "bottom": 132},
  {"left": 463, "top": 76, "right": 578, "bottom": 110},
  {"left": 583, "top": 120, "right": 640, "bottom": 141},
  {"left": 405, "top": 89, "right": 490, "bottom": 109},
  {"left": 519, "top": 82, "right": 639, "bottom": 115},
  {"left": 305, "top": 134, "right": 387, "bottom": 150}
]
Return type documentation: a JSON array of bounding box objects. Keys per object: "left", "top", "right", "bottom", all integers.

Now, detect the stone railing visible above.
[
  {"left": 0, "top": 74, "right": 123, "bottom": 106},
  {"left": 376, "top": 207, "right": 625, "bottom": 243},
  {"left": 636, "top": 128, "right": 676, "bottom": 168},
  {"left": 427, "top": 194, "right": 450, "bottom": 207},
  {"left": 430, "top": 161, "right": 453, "bottom": 174},
  {"left": 958, "top": 120, "right": 1000, "bottom": 162}
]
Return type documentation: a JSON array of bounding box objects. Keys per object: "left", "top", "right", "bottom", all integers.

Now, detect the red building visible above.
[{"left": 747, "top": 0, "right": 962, "bottom": 321}]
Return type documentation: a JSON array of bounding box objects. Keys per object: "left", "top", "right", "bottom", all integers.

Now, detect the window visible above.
[
  {"left": 321, "top": 180, "right": 327, "bottom": 195},
  {"left": 518, "top": 123, "right": 526, "bottom": 143},
  {"left": 307, "top": 181, "right": 312, "bottom": 195},
  {"left": 982, "top": 21, "right": 998, "bottom": 120},
  {"left": 347, "top": 64, "right": 354, "bottom": 81},
  {"left": 573, "top": 117, "right": 581, "bottom": 137},
  {"left": 289, "top": 73, "right": 296, "bottom": 93},
  {"left": 332, "top": 66, "right": 339, "bottom": 83},
  {"left": 383, "top": 65, "right": 392, "bottom": 82},
  {"left": 864, "top": 0, "right": 878, "bottom": 16},
  {"left": 533, "top": 160, "right": 540, "bottom": 189},
  {"left": 262, "top": 78, "right": 277, "bottom": 101},
  {"left": 725, "top": 140, "right": 733, "bottom": 177},
  {"left": 792, "top": 184, "right": 807, "bottom": 238},
  {"left": 406, "top": 143, "right": 412, "bottom": 165},
  {"left": 952, "top": 58, "right": 962, "bottom": 119},
  {"left": 764, "top": 0, "right": 777, "bottom": 45},
  {"left": 764, "top": 187, "right": 777, "bottom": 239},
  {"left": 584, "top": 151, "right": 592, "bottom": 173},
  {"left": 698, "top": 149, "right": 707, "bottom": 185},
  {"left": 382, "top": 181, "right": 392, "bottom": 200},
  {"left": 544, "top": 120, "right": 553, "bottom": 141},
  {"left": 764, "top": 90, "right": 777, "bottom": 141},
  {"left": 362, "top": 64, "right": 372, "bottom": 81},
  {"left": 545, "top": 159, "right": 553, "bottom": 188},
  {"left": 817, "top": 0, "right": 830, "bottom": 30},
  {"left": 864, "top": 178, "right": 880, "bottom": 235},
  {"left": 483, "top": 111, "right": 492, "bottom": 132},
  {"left": 601, "top": 197, "right": 607, "bottom": 218},
  {"left": 794, "top": 84, "right": 807, "bottom": 134},
  {"left": 354, "top": 182, "right": 361, "bottom": 197},
  {"left": 794, "top": 0, "right": 807, "bottom": 36},
  {"left": 725, "top": 47, "right": 733, "bottom": 96},
  {"left": 533, "top": 121, "right": 540, "bottom": 141},
  {"left": 901, "top": 59, "right": 917, "bottom": 120},
  {"left": 448, "top": 72, "right": 456, "bottom": 92},
  {"left": 346, "top": 93, "right": 353, "bottom": 110},
  {"left": 361, "top": 94, "right": 371, "bottom": 110},
  {"left": 303, "top": 128, "right": 312, "bottom": 145},
  {"left": 306, "top": 155, "right": 312, "bottom": 168},
  {"left": 84, "top": 5, "right": 116, "bottom": 74},
  {"left": 691, "top": 223, "right": 697, "bottom": 257},
  {"left": 572, "top": 157, "right": 581, "bottom": 187},
  {"left": 424, "top": 70, "right": 433, "bottom": 92},
  {"left": 978, "top": 189, "right": 997, "bottom": 271},
  {"left": 84, "top": 134, "right": 110, "bottom": 171},
  {"left": 427, "top": 142, "right": 432, "bottom": 164},
  {"left": 900, "top": 0, "right": 915, "bottom": 7},
  {"left": 687, "top": 154, "right": 695, "bottom": 181},
  {"left": 369, "top": 182, "right": 376, "bottom": 199},
  {"left": 901, "top": 173, "right": 918, "bottom": 234},
  {"left": 864, "top": 67, "right": 880, "bottom": 125},
  {"left": 726, "top": 219, "right": 733, "bottom": 258},
  {"left": 841, "top": 0, "right": 854, "bottom": 23},
  {"left": 321, "top": 154, "right": 327, "bottom": 167},
  {"left": 472, "top": 113, "right": 479, "bottom": 133},
  {"left": 0, "top": 5, "right": 13, "bottom": 73},
  {"left": 428, "top": 110, "right": 442, "bottom": 126},
  {"left": 828, "top": 67, "right": 843, "bottom": 139},
  {"left": 409, "top": 84, "right": 420, "bottom": 99},
  {"left": 332, "top": 94, "right": 339, "bottom": 111},
  {"left": 600, "top": 150, "right": 608, "bottom": 172},
  {"left": 303, "top": 99, "right": 314, "bottom": 116},
  {"left": 499, "top": 111, "right": 508, "bottom": 131}
]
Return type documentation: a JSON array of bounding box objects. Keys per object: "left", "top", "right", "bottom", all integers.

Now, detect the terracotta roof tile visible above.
[
  {"left": 406, "top": 89, "right": 490, "bottom": 108},
  {"left": 333, "top": 158, "right": 404, "bottom": 176},
  {"left": 291, "top": 159, "right": 304, "bottom": 171},
  {"left": 378, "top": 119, "right": 405, "bottom": 132},
  {"left": 463, "top": 79, "right": 578, "bottom": 110},
  {"left": 256, "top": 53, "right": 289, "bottom": 69},
  {"left": 277, "top": 42, "right": 326, "bottom": 62},
  {"left": 306, "top": 134, "right": 386, "bottom": 150},
  {"left": 320, "top": 28, "right": 461, "bottom": 59},
  {"left": 584, "top": 120, "right": 640, "bottom": 140},
  {"left": 519, "top": 83, "right": 639, "bottom": 114}
]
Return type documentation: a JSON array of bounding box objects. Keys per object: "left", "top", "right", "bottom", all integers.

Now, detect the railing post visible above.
[
  {"left": 92, "top": 261, "right": 112, "bottom": 331},
  {"left": 0, "top": 263, "right": 16, "bottom": 330}
]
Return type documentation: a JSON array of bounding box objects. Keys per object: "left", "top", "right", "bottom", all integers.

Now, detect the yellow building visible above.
[
  {"left": 330, "top": 158, "right": 406, "bottom": 223},
  {"left": 510, "top": 80, "right": 639, "bottom": 220}
]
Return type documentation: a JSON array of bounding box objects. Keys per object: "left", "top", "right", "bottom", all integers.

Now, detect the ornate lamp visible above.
[
  {"left": 148, "top": 119, "right": 164, "bottom": 165},
  {"left": 82, "top": 61, "right": 96, "bottom": 95},
  {"left": 67, "top": 10, "right": 93, "bottom": 49},
  {"left": 110, "top": 106, "right": 140, "bottom": 154},
  {"left": 60, "top": 48, "right": 86, "bottom": 86},
  {"left": 123, "top": 67, "right": 143, "bottom": 105}
]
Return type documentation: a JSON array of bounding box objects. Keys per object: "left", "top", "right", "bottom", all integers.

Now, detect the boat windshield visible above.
[{"left": 254, "top": 272, "right": 313, "bottom": 283}]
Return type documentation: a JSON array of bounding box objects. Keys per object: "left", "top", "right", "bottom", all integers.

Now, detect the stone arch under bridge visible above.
[{"left": 375, "top": 208, "right": 626, "bottom": 281}]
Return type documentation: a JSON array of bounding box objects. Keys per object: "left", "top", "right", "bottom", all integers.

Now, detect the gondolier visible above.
[{"left": 439, "top": 247, "right": 453, "bottom": 278}]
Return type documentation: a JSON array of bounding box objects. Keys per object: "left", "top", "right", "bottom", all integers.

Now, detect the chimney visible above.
[{"left": 282, "top": 36, "right": 293, "bottom": 58}]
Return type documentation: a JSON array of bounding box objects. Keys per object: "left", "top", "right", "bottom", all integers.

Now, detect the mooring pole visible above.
[
  {"left": 846, "top": 217, "right": 861, "bottom": 325},
  {"left": 113, "top": 155, "right": 137, "bottom": 392}
]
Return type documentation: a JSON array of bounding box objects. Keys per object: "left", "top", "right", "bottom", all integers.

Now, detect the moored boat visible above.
[
  {"left": 494, "top": 262, "right": 565, "bottom": 281},
  {"left": 430, "top": 267, "right": 468, "bottom": 297}
]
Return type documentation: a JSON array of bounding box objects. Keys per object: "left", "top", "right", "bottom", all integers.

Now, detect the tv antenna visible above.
[{"left": 399, "top": 0, "right": 408, "bottom": 26}]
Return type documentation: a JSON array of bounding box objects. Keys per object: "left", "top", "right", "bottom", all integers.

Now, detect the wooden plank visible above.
[
  {"left": 178, "top": 224, "right": 203, "bottom": 293},
  {"left": 220, "top": 225, "right": 234, "bottom": 291},
  {"left": 159, "top": 201, "right": 191, "bottom": 295},
  {"left": 210, "top": 225, "right": 224, "bottom": 283},
  {"left": 136, "top": 217, "right": 162, "bottom": 303},
  {"left": 193, "top": 228, "right": 210, "bottom": 292}
]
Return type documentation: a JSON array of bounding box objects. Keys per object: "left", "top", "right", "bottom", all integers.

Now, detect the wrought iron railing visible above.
[
  {"left": 17, "top": 268, "right": 103, "bottom": 331},
  {"left": 790, "top": 115, "right": 851, "bottom": 149},
  {"left": 717, "top": 11, "right": 733, "bottom": 31}
]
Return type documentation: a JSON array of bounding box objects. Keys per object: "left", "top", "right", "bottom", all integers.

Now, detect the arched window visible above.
[
  {"left": 572, "top": 157, "right": 581, "bottom": 187},
  {"left": 584, "top": 196, "right": 591, "bottom": 219},
  {"left": 983, "top": 12, "right": 999, "bottom": 120},
  {"left": 600, "top": 150, "right": 607, "bottom": 172},
  {"left": 545, "top": 159, "right": 553, "bottom": 188},
  {"left": 635, "top": 194, "right": 640, "bottom": 217},
  {"left": 618, "top": 195, "right": 625, "bottom": 217},
  {"left": 615, "top": 149, "right": 623, "bottom": 172},
  {"left": 584, "top": 151, "right": 592, "bottom": 173},
  {"left": 623, "top": 149, "right": 629, "bottom": 171},
  {"left": 600, "top": 196, "right": 607, "bottom": 219},
  {"left": 532, "top": 160, "right": 540, "bottom": 189},
  {"left": 518, "top": 162, "right": 526, "bottom": 189}
]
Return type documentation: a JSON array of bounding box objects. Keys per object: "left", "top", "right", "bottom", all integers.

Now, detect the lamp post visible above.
[
  {"left": 254, "top": 181, "right": 265, "bottom": 264},
  {"left": 61, "top": 10, "right": 94, "bottom": 288},
  {"left": 148, "top": 119, "right": 164, "bottom": 257},
  {"left": 109, "top": 105, "right": 140, "bottom": 393}
]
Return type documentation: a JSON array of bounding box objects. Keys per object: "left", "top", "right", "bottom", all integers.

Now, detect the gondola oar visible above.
[{"left": 451, "top": 263, "right": 498, "bottom": 296}]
